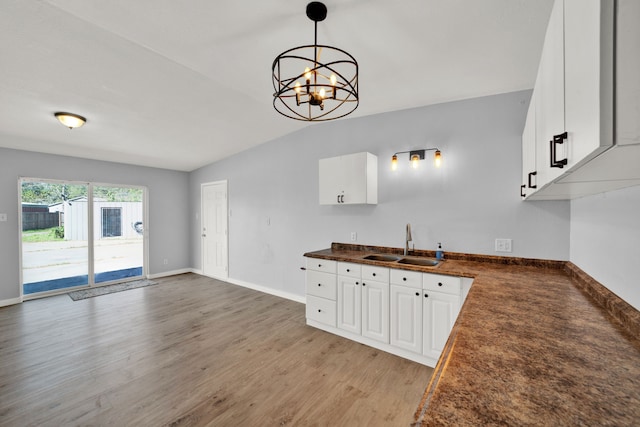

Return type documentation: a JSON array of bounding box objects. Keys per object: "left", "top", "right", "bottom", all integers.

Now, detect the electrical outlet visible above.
[
  {"left": 495, "top": 238, "right": 512, "bottom": 253},
  {"left": 350, "top": 232, "right": 357, "bottom": 242}
]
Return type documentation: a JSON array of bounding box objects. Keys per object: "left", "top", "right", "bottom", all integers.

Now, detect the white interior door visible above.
[{"left": 202, "top": 181, "right": 228, "bottom": 279}]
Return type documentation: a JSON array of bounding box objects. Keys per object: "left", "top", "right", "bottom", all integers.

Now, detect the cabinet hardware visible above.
[
  {"left": 346, "top": 269, "right": 350, "bottom": 272},
  {"left": 550, "top": 132, "right": 568, "bottom": 168},
  {"left": 520, "top": 184, "right": 526, "bottom": 198},
  {"left": 415, "top": 292, "right": 420, "bottom": 296},
  {"left": 362, "top": 282, "right": 366, "bottom": 286},
  {"left": 372, "top": 273, "right": 376, "bottom": 277},
  {"left": 336, "top": 194, "right": 345, "bottom": 203},
  {"left": 356, "top": 282, "right": 359, "bottom": 285},
  {"left": 300, "top": 267, "right": 306, "bottom": 270},
  {"left": 403, "top": 277, "right": 407, "bottom": 281},
  {"left": 438, "top": 282, "right": 443, "bottom": 287},
  {"left": 424, "top": 293, "right": 428, "bottom": 298},
  {"left": 318, "top": 309, "right": 321, "bottom": 312},
  {"left": 528, "top": 171, "right": 537, "bottom": 189},
  {"left": 317, "top": 283, "right": 321, "bottom": 286}
]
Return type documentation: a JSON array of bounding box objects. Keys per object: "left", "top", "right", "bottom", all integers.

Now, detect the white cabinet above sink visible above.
[{"left": 319, "top": 152, "right": 377, "bottom": 205}]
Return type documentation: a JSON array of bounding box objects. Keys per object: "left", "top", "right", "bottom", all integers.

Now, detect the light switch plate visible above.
[{"left": 0, "top": 213, "right": 7, "bottom": 222}]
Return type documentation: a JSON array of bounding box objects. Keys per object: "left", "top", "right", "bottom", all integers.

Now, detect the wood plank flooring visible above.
[{"left": 0, "top": 273, "right": 432, "bottom": 426}]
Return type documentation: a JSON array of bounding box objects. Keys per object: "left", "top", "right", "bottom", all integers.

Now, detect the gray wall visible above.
[
  {"left": 190, "top": 91, "right": 571, "bottom": 299},
  {"left": 0, "top": 145, "right": 190, "bottom": 301},
  {"left": 570, "top": 185, "right": 640, "bottom": 311}
]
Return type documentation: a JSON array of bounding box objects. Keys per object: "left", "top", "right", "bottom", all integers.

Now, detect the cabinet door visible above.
[
  {"left": 390, "top": 284, "right": 422, "bottom": 354},
  {"left": 535, "top": 0, "right": 565, "bottom": 188},
  {"left": 319, "top": 156, "right": 344, "bottom": 205},
  {"left": 521, "top": 90, "right": 537, "bottom": 198},
  {"left": 564, "top": 0, "right": 614, "bottom": 167},
  {"left": 337, "top": 276, "right": 361, "bottom": 334},
  {"left": 362, "top": 280, "right": 389, "bottom": 343},
  {"left": 423, "top": 291, "right": 460, "bottom": 360}
]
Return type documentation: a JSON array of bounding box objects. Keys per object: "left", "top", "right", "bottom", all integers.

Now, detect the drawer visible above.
[
  {"left": 306, "top": 258, "right": 337, "bottom": 274},
  {"left": 362, "top": 265, "right": 389, "bottom": 282},
  {"left": 306, "top": 270, "right": 337, "bottom": 300},
  {"left": 306, "top": 295, "right": 337, "bottom": 327},
  {"left": 423, "top": 273, "right": 461, "bottom": 295},
  {"left": 390, "top": 268, "right": 422, "bottom": 289},
  {"left": 337, "top": 262, "right": 361, "bottom": 278}
]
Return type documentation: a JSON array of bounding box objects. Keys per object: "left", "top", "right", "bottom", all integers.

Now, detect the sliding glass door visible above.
[
  {"left": 93, "top": 185, "right": 144, "bottom": 283},
  {"left": 21, "top": 180, "right": 90, "bottom": 294},
  {"left": 20, "top": 178, "right": 146, "bottom": 297}
]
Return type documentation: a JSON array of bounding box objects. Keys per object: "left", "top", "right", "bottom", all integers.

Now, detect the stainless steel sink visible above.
[
  {"left": 397, "top": 257, "right": 440, "bottom": 267},
  {"left": 363, "top": 254, "right": 401, "bottom": 262}
]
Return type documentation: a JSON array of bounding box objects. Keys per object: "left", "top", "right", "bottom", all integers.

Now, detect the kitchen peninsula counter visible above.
[{"left": 304, "top": 243, "right": 640, "bottom": 426}]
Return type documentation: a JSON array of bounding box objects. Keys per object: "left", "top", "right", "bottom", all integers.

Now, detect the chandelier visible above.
[{"left": 272, "top": 2, "right": 359, "bottom": 121}]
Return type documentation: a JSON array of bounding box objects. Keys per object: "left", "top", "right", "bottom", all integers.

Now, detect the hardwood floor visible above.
[{"left": 0, "top": 273, "right": 433, "bottom": 426}]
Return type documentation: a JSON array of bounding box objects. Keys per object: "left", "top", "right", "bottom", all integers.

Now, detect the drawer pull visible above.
[
  {"left": 403, "top": 277, "right": 407, "bottom": 281},
  {"left": 317, "top": 283, "right": 321, "bottom": 287},
  {"left": 438, "top": 282, "right": 443, "bottom": 287},
  {"left": 372, "top": 273, "right": 376, "bottom": 277},
  {"left": 318, "top": 264, "right": 322, "bottom": 267},
  {"left": 346, "top": 268, "right": 350, "bottom": 272},
  {"left": 318, "top": 309, "right": 322, "bottom": 312}
]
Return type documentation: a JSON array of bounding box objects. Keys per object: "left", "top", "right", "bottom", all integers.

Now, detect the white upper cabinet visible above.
[
  {"left": 319, "top": 152, "right": 377, "bottom": 205},
  {"left": 520, "top": 0, "right": 640, "bottom": 200}
]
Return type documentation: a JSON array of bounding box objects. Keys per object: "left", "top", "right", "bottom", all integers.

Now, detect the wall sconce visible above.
[
  {"left": 391, "top": 148, "right": 442, "bottom": 170},
  {"left": 55, "top": 112, "right": 86, "bottom": 129}
]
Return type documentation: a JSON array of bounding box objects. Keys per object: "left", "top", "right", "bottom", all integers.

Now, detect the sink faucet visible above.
[{"left": 405, "top": 223, "right": 412, "bottom": 255}]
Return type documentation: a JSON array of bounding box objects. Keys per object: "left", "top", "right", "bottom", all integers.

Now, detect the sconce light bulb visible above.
[
  {"left": 391, "top": 154, "right": 398, "bottom": 171},
  {"left": 434, "top": 150, "right": 442, "bottom": 168},
  {"left": 411, "top": 154, "right": 420, "bottom": 169}
]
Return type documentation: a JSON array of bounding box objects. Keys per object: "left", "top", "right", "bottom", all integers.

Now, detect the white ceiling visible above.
[{"left": 0, "top": 0, "right": 554, "bottom": 171}]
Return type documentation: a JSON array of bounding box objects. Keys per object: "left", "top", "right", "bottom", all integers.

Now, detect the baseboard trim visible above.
[
  {"left": 0, "top": 297, "right": 22, "bottom": 307},
  {"left": 225, "top": 277, "right": 306, "bottom": 304},
  {"left": 147, "top": 268, "right": 195, "bottom": 280}
]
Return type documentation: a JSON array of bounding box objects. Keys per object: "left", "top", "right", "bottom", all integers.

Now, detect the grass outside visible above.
[{"left": 22, "top": 227, "right": 64, "bottom": 243}]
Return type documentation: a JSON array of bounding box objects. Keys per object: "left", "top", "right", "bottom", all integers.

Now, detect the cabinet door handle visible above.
[
  {"left": 317, "top": 283, "right": 321, "bottom": 287},
  {"left": 520, "top": 184, "right": 526, "bottom": 198},
  {"left": 337, "top": 195, "right": 340, "bottom": 203},
  {"left": 528, "top": 171, "right": 537, "bottom": 189},
  {"left": 362, "top": 282, "right": 366, "bottom": 286},
  {"left": 415, "top": 292, "right": 420, "bottom": 296},
  {"left": 355, "top": 282, "right": 359, "bottom": 285},
  {"left": 318, "top": 309, "right": 322, "bottom": 312},
  {"left": 346, "top": 269, "right": 350, "bottom": 272},
  {"left": 550, "top": 132, "right": 568, "bottom": 168},
  {"left": 424, "top": 293, "right": 429, "bottom": 298},
  {"left": 340, "top": 194, "right": 344, "bottom": 203}
]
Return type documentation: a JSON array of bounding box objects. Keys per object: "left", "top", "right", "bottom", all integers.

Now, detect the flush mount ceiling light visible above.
[
  {"left": 54, "top": 112, "right": 86, "bottom": 129},
  {"left": 391, "top": 148, "right": 442, "bottom": 171},
  {"left": 272, "top": 2, "right": 358, "bottom": 121}
]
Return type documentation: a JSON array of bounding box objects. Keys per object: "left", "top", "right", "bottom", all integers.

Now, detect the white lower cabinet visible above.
[
  {"left": 361, "top": 279, "right": 389, "bottom": 343},
  {"left": 304, "top": 256, "right": 469, "bottom": 367},
  {"left": 423, "top": 291, "right": 460, "bottom": 359},
  {"left": 390, "top": 284, "right": 422, "bottom": 354},
  {"left": 337, "top": 275, "right": 361, "bottom": 334},
  {"left": 422, "top": 273, "right": 462, "bottom": 360}
]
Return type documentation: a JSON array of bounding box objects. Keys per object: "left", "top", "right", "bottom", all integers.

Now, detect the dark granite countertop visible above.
[{"left": 304, "top": 243, "right": 640, "bottom": 426}]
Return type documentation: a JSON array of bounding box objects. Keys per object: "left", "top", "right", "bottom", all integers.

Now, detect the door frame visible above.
[{"left": 201, "top": 180, "right": 229, "bottom": 280}]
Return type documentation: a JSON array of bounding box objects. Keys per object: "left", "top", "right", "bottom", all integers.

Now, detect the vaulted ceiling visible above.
[{"left": 0, "top": 0, "right": 554, "bottom": 171}]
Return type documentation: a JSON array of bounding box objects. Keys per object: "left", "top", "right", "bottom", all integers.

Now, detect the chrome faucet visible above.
[{"left": 405, "top": 223, "right": 412, "bottom": 255}]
